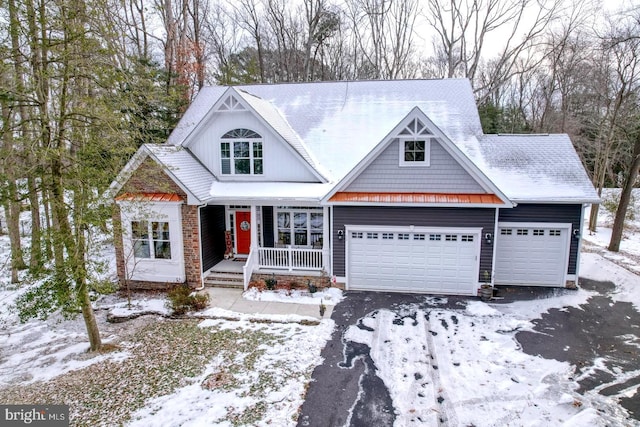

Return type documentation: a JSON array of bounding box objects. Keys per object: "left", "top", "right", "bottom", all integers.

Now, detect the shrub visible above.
[
  {"left": 602, "top": 191, "right": 636, "bottom": 221},
  {"left": 307, "top": 279, "right": 317, "bottom": 294},
  {"left": 167, "top": 285, "right": 210, "bottom": 315},
  {"left": 265, "top": 274, "right": 277, "bottom": 291}
]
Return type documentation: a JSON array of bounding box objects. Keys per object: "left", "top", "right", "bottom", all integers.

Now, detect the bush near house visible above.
[{"left": 167, "top": 285, "right": 209, "bottom": 315}]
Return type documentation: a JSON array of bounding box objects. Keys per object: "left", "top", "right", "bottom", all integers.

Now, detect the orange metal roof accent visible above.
[
  {"left": 329, "top": 192, "right": 503, "bottom": 204},
  {"left": 115, "top": 192, "right": 183, "bottom": 203}
]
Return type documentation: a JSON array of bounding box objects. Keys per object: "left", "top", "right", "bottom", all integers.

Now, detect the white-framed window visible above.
[
  {"left": 382, "top": 233, "right": 394, "bottom": 240},
  {"left": 517, "top": 229, "right": 528, "bottom": 236},
  {"left": 549, "top": 229, "right": 562, "bottom": 236},
  {"left": 131, "top": 220, "right": 171, "bottom": 259},
  {"left": 429, "top": 234, "right": 442, "bottom": 241},
  {"left": 398, "top": 233, "right": 410, "bottom": 240},
  {"left": 220, "top": 128, "right": 263, "bottom": 175},
  {"left": 398, "top": 118, "right": 434, "bottom": 167},
  {"left": 413, "top": 233, "right": 426, "bottom": 240},
  {"left": 276, "top": 206, "right": 322, "bottom": 246},
  {"left": 445, "top": 234, "right": 457, "bottom": 241},
  {"left": 461, "top": 235, "right": 474, "bottom": 242},
  {"left": 501, "top": 229, "right": 512, "bottom": 235},
  {"left": 352, "top": 232, "right": 363, "bottom": 239},
  {"left": 533, "top": 229, "right": 545, "bottom": 236}
]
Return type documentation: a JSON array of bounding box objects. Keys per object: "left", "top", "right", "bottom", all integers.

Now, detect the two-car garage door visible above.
[
  {"left": 494, "top": 223, "right": 571, "bottom": 286},
  {"left": 347, "top": 227, "right": 481, "bottom": 295}
]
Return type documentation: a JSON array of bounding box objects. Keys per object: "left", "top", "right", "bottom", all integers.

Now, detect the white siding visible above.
[
  {"left": 119, "top": 201, "right": 186, "bottom": 283},
  {"left": 186, "top": 111, "right": 318, "bottom": 182}
]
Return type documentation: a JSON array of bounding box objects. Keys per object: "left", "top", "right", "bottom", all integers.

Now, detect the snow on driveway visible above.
[{"left": 344, "top": 294, "right": 632, "bottom": 426}]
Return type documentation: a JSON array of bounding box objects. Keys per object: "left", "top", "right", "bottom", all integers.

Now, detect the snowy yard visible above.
[{"left": 0, "top": 191, "right": 639, "bottom": 426}]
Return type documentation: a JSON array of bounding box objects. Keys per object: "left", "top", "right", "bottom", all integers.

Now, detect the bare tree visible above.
[
  {"left": 607, "top": 11, "right": 640, "bottom": 251},
  {"left": 346, "top": 0, "right": 420, "bottom": 79},
  {"left": 425, "top": 0, "right": 563, "bottom": 102}
]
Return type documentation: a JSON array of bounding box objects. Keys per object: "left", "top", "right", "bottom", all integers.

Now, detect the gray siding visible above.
[
  {"left": 498, "top": 204, "right": 582, "bottom": 275},
  {"left": 200, "top": 205, "right": 226, "bottom": 271},
  {"left": 333, "top": 206, "right": 496, "bottom": 281},
  {"left": 346, "top": 139, "right": 485, "bottom": 193}
]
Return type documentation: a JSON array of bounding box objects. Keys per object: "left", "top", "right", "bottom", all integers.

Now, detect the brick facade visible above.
[
  {"left": 249, "top": 272, "right": 340, "bottom": 291},
  {"left": 114, "top": 157, "right": 203, "bottom": 290}
]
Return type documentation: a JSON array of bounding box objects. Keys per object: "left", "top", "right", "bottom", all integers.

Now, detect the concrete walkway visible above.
[{"left": 201, "top": 287, "right": 334, "bottom": 320}]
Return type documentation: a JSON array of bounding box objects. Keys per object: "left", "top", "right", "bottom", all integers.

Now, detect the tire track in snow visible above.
[{"left": 423, "top": 311, "right": 459, "bottom": 426}]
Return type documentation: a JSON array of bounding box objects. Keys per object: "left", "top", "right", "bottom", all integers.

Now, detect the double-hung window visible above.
[
  {"left": 276, "top": 207, "right": 323, "bottom": 247},
  {"left": 131, "top": 221, "right": 171, "bottom": 259},
  {"left": 220, "top": 128, "right": 263, "bottom": 175}
]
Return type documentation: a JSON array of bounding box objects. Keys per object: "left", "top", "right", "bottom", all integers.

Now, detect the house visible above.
[{"left": 108, "top": 79, "right": 599, "bottom": 296}]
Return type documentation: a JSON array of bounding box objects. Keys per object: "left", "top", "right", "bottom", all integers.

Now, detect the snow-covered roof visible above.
[
  {"left": 168, "top": 79, "right": 482, "bottom": 182},
  {"left": 208, "top": 181, "right": 334, "bottom": 204},
  {"left": 468, "top": 134, "right": 600, "bottom": 203},
  {"left": 161, "top": 79, "right": 597, "bottom": 205},
  {"left": 145, "top": 144, "right": 216, "bottom": 204}
]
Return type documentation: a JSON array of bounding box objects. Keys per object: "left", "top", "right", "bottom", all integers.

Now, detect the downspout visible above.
[
  {"left": 491, "top": 207, "right": 499, "bottom": 287},
  {"left": 574, "top": 203, "right": 587, "bottom": 287},
  {"left": 194, "top": 202, "right": 208, "bottom": 290}
]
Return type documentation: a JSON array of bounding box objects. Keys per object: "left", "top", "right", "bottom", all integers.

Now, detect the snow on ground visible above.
[
  {"left": 127, "top": 318, "right": 334, "bottom": 427},
  {"left": 1, "top": 191, "right": 640, "bottom": 425},
  {"left": 243, "top": 286, "right": 344, "bottom": 305},
  {"left": 345, "top": 289, "right": 631, "bottom": 426}
]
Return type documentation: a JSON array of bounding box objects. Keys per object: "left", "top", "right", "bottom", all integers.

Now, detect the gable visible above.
[
  {"left": 181, "top": 90, "right": 323, "bottom": 183},
  {"left": 344, "top": 138, "right": 486, "bottom": 194},
  {"left": 185, "top": 109, "right": 319, "bottom": 182},
  {"left": 118, "top": 157, "right": 187, "bottom": 200},
  {"left": 325, "top": 108, "right": 511, "bottom": 207}
]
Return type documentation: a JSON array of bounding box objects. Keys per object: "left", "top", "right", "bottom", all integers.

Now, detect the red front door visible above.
[{"left": 235, "top": 211, "right": 251, "bottom": 255}]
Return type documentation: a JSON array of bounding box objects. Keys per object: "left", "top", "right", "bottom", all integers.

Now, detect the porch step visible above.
[{"left": 204, "top": 271, "right": 244, "bottom": 289}]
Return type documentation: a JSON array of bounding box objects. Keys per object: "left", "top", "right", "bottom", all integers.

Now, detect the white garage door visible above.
[
  {"left": 347, "top": 227, "right": 481, "bottom": 295},
  {"left": 494, "top": 223, "right": 571, "bottom": 286}
]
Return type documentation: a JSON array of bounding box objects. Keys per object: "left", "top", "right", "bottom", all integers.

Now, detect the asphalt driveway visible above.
[{"left": 297, "top": 281, "right": 640, "bottom": 426}]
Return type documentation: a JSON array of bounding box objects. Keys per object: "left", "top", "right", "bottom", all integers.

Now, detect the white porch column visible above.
[
  {"left": 250, "top": 205, "right": 258, "bottom": 250},
  {"left": 322, "top": 205, "right": 331, "bottom": 273}
]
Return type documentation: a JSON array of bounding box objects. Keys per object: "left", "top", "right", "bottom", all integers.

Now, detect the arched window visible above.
[{"left": 220, "top": 128, "right": 263, "bottom": 175}]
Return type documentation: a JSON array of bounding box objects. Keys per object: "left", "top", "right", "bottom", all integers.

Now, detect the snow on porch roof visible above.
[
  {"left": 208, "top": 181, "right": 334, "bottom": 203},
  {"left": 115, "top": 192, "right": 184, "bottom": 203},
  {"left": 328, "top": 192, "right": 504, "bottom": 205}
]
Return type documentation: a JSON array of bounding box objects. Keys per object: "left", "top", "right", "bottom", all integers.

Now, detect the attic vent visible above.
[
  {"left": 399, "top": 118, "right": 433, "bottom": 136},
  {"left": 218, "top": 95, "right": 246, "bottom": 111}
]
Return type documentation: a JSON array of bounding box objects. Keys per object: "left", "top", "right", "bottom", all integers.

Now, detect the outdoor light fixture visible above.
[
  {"left": 337, "top": 230, "right": 344, "bottom": 240},
  {"left": 484, "top": 232, "right": 493, "bottom": 245},
  {"left": 573, "top": 229, "right": 580, "bottom": 239}
]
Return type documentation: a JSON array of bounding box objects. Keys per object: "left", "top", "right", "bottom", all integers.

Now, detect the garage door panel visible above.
[
  {"left": 495, "top": 225, "right": 568, "bottom": 286},
  {"left": 348, "top": 228, "right": 480, "bottom": 295}
]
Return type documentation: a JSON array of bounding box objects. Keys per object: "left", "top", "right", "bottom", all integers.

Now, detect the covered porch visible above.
[{"left": 200, "top": 202, "right": 331, "bottom": 289}]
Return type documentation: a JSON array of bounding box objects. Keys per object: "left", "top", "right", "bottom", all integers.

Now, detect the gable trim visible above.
[
  {"left": 107, "top": 145, "right": 205, "bottom": 205},
  {"left": 322, "top": 107, "right": 513, "bottom": 206}
]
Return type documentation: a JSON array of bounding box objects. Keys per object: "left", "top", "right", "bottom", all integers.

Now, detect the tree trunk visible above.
[
  {"left": 28, "top": 175, "right": 43, "bottom": 270},
  {"left": 608, "top": 136, "right": 640, "bottom": 252}
]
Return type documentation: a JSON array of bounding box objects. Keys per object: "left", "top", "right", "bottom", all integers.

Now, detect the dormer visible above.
[{"left": 180, "top": 88, "right": 326, "bottom": 183}]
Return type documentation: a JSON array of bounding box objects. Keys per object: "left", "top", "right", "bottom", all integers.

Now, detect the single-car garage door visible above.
[
  {"left": 494, "top": 223, "right": 571, "bottom": 286},
  {"left": 347, "top": 227, "right": 481, "bottom": 295}
]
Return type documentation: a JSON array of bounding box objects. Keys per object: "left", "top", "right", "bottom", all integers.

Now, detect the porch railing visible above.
[
  {"left": 243, "top": 248, "right": 259, "bottom": 290},
  {"left": 257, "top": 246, "right": 323, "bottom": 271}
]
